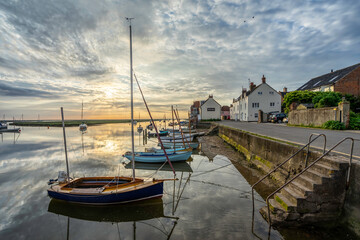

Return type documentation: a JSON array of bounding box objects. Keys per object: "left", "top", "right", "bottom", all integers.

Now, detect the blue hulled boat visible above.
[
  {"left": 123, "top": 150, "right": 192, "bottom": 163},
  {"left": 48, "top": 177, "right": 164, "bottom": 205},
  {"left": 47, "top": 20, "right": 171, "bottom": 205}
]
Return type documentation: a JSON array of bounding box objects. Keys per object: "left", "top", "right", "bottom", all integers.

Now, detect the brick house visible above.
[
  {"left": 297, "top": 63, "right": 360, "bottom": 96},
  {"left": 221, "top": 106, "right": 230, "bottom": 120}
]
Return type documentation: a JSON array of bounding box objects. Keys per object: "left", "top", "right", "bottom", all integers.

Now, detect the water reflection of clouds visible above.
[{"left": 0, "top": 123, "right": 282, "bottom": 239}]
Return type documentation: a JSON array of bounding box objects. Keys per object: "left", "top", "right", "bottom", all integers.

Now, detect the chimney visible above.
[
  {"left": 262, "top": 75, "right": 266, "bottom": 84},
  {"left": 250, "top": 82, "right": 256, "bottom": 92},
  {"left": 331, "top": 69, "right": 333, "bottom": 73},
  {"left": 209, "top": 94, "right": 213, "bottom": 98},
  {"left": 241, "top": 88, "right": 247, "bottom": 97},
  {"left": 283, "top": 87, "right": 287, "bottom": 92}
]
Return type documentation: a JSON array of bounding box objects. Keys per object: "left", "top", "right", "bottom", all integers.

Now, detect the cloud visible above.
[
  {"left": 0, "top": 81, "right": 57, "bottom": 98},
  {"left": 1, "top": 0, "right": 360, "bottom": 119}
]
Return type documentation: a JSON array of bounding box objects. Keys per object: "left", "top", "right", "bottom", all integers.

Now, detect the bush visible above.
[
  {"left": 349, "top": 112, "right": 360, "bottom": 130},
  {"left": 313, "top": 92, "right": 342, "bottom": 108},
  {"left": 201, "top": 118, "right": 221, "bottom": 122},
  {"left": 322, "top": 120, "right": 345, "bottom": 130}
]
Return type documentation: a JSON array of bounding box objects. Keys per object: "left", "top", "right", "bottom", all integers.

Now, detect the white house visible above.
[
  {"left": 200, "top": 95, "right": 221, "bottom": 120},
  {"left": 236, "top": 75, "right": 281, "bottom": 121},
  {"left": 230, "top": 97, "right": 240, "bottom": 121}
]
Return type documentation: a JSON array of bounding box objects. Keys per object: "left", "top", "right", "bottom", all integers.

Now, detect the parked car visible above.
[
  {"left": 267, "top": 111, "right": 279, "bottom": 122},
  {"left": 271, "top": 113, "right": 287, "bottom": 123}
]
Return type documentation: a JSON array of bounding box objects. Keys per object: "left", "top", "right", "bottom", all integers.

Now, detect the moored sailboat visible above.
[
  {"left": 79, "top": 101, "right": 87, "bottom": 131},
  {"left": 47, "top": 19, "right": 171, "bottom": 205}
]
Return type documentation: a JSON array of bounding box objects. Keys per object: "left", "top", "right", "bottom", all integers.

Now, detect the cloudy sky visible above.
[{"left": 1, "top": 0, "right": 360, "bottom": 120}]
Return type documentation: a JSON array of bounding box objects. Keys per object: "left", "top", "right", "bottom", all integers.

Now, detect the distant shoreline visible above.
[{"left": 10, "top": 119, "right": 157, "bottom": 127}]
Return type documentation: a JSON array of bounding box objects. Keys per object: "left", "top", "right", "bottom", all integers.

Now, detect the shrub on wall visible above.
[
  {"left": 349, "top": 112, "right": 360, "bottom": 130},
  {"left": 201, "top": 119, "right": 221, "bottom": 122},
  {"left": 322, "top": 120, "right": 345, "bottom": 130},
  {"left": 284, "top": 91, "right": 360, "bottom": 114},
  {"left": 283, "top": 91, "right": 317, "bottom": 113},
  {"left": 312, "top": 92, "right": 342, "bottom": 108}
]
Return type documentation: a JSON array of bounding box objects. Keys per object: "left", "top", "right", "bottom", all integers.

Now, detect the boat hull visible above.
[
  {"left": 48, "top": 178, "right": 163, "bottom": 205},
  {"left": 124, "top": 151, "right": 192, "bottom": 163},
  {"left": 161, "top": 142, "right": 199, "bottom": 149},
  {"left": 0, "top": 128, "right": 21, "bottom": 133}
]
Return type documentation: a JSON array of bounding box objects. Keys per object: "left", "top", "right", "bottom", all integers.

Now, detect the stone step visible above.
[
  {"left": 318, "top": 156, "right": 348, "bottom": 171},
  {"left": 281, "top": 186, "right": 306, "bottom": 205},
  {"left": 260, "top": 205, "right": 301, "bottom": 226},
  {"left": 302, "top": 169, "right": 330, "bottom": 184},
  {"left": 274, "top": 193, "right": 297, "bottom": 212},
  {"left": 269, "top": 198, "right": 286, "bottom": 214},
  {"left": 293, "top": 175, "right": 318, "bottom": 191},
  {"left": 311, "top": 163, "right": 338, "bottom": 177},
  {"left": 288, "top": 180, "right": 312, "bottom": 196}
]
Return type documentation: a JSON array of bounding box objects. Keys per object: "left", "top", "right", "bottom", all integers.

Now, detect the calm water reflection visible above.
[{"left": 1, "top": 123, "right": 348, "bottom": 239}]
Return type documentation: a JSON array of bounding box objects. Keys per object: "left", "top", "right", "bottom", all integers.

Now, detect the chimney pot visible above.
[
  {"left": 262, "top": 75, "right": 266, "bottom": 83},
  {"left": 250, "top": 82, "right": 256, "bottom": 91},
  {"left": 331, "top": 69, "right": 333, "bottom": 73}
]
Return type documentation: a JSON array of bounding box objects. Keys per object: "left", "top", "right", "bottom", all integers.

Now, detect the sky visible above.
[{"left": 1, "top": 0, "right": 360, "bottom": 120}]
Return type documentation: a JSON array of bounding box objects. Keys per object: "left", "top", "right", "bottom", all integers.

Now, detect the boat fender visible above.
[{"left": 47, "top": 178, "right": 58, "bottom": 185}]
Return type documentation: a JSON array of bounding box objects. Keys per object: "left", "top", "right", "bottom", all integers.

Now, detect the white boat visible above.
[
  {"left": 123, "top": 150, "right": 191, "bottom": 163},
  {"left": 161, "top": 138, "right": 194, "bottom": 143},
  {"left": 0, "top": 121, "right": 8, "bottom": 129},
  {"left": 169, "top": 132, "right": 204, "bottom": 138},
  {"left": 160, "top": 142, "right": 199, "bottom": 149},
  {"left": 160, "top": 135, "right": 194, "bottom": 141},
  {"left": 137, "top": 125, "right": 143, "bottom": 133},
  {"left": 79, "top": 101, "right": 87, "bottom": 131}
]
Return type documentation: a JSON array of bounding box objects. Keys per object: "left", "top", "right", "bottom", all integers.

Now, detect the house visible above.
[
  {"left": 221, "top": 106, "right": 230, "bottom": 120},
  {"left": 230, "top": 97, "right": 240, "bottom": 120},
  {"left": 297, "top": 63, "right": 360, "bottom": 96},
  {"left": 235, "top": 75, "right": 282, "bottom": 121},
  {"left": 229, "top": 104, "right": 233, "bottom": 120},
  {"left": 190, "top": 101, "right": 200, "bottom": 122},
  {"left": 199, "top": 95, "right": 221, "bottom": 120},
  {"left": 278, "top": 87, "right": 289, "bottom": 103}
]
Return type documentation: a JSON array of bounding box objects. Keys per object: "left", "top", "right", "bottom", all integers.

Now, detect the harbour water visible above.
[{"left": 0, "top": 123, "right": 354, "bottom": 239}]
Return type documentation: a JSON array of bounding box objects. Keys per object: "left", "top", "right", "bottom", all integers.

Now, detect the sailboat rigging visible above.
[{"left": 47, "top": 18, "right": 173, "bottom": 205}]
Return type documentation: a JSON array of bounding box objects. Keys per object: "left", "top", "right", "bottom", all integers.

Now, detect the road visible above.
[{"left": 218, "top": 121, "right": 360, "bottom": 161}]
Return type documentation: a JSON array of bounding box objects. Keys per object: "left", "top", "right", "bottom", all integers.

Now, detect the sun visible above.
[{"left": 104, "top": 88, "right": 116, "bottom": 98}]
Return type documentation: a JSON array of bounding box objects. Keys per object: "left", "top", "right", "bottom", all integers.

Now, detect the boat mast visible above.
[
  {"left": 81, "top": 100, "right": 83, "bottom": 121},
  {"left": 127, "top": 17, "right": 136, "bottom": 181},
  {"left": 61, "top": 107, "right": 70, "bottom": 182}
]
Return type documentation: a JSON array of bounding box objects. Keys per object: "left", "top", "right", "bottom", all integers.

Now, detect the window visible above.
[
  {"left": 255, "top": 113, "right": 258, "bottom": 118},
  {"left": 270, "top": 102, "right": 275, "bottom": 107},
  {"left": 258, "top": 92, "right": 262, "bottom": 95},
  {"left": 207, "top": 108, "right": 215, "bottom": 111},
  {"left": 252, "top": 103, "right": 259, "bottom": 108},
  {"left": 269, "top": 91, "right": 274, "bottom": 95}
]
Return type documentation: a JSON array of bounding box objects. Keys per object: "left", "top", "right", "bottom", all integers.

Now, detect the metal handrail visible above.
[
  {"left": 305, "top": 133, "right": 327, "bottom": 167},
  {"left": 251, "top": 133, "right": 326, "bottom": 212},
  {"left": 265, "top": 137, "right": 359, "bottom": 226}
]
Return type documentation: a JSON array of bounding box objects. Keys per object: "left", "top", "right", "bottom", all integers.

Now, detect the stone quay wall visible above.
[
  {"left": 288, "top": 101, "right": 350, "bottom": 128},
  {"left": 218, "top": 124, "right": 360, "bottom": 235}
]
